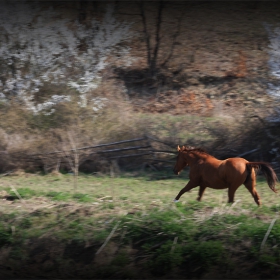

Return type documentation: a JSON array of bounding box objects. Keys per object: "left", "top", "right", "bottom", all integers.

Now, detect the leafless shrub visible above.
[
  {"left": 0, "top": 80, "right": 149, "bottom": 173},
  {"left": 207, "top": 115, "right": 280, "bottom": 168}
]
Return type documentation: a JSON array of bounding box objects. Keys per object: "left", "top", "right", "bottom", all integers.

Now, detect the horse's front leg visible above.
[{"left": 174, "top": 180, "right": 198, "bottom": 202}]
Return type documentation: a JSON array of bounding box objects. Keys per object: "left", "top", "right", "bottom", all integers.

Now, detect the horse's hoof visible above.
[{"left": 173, "top": 199, "right": 179, "bottom": 203}]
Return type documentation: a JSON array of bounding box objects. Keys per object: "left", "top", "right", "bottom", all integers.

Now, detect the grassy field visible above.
[{"left": 1, "top": 171, "right": 280, "bottom": 279}]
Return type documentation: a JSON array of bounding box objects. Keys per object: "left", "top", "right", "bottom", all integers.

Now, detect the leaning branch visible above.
[
  {"left": 30, "top": 137, "right": 147, "bottom": 156},
  {"left": 260, "top": 218, "right": 277, "bottom": 253},
  {"left": 96, "top": 221, "right": 120, "bottom": 255}
]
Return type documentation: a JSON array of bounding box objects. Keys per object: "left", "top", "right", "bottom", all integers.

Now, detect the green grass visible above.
[
  {"left": 46, "top": 191, "right": 71, "bottom": 201},
  {"left": 1, "top": 172, "right": 279, "bottom": 219},
  {"left": 1, "top": 172, "right": 280, "bottom": 278}
]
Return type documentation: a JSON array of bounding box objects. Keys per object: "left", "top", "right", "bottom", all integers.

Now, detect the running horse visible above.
[{"left": 173, "top": 146, "right": 278, "bottom": 206}]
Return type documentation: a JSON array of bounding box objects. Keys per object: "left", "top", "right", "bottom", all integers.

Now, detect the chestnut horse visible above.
[{"left": 173, "top": 146, "right": 278, "bottom": 206}]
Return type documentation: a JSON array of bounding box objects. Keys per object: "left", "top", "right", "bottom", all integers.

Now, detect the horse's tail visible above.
[{"left": 246, "top": 162, "right": 278, "bottom": 193}]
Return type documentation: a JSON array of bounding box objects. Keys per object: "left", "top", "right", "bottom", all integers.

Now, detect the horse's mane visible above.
[
  {"left": 181, "top": 146, "right": 211, "bottom": 156},
  {"left": 189, "top": 147, "right": 208, "bottom": 154}
]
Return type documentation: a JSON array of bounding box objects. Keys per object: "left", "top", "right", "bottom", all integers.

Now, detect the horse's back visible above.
[{"left": 224, "top": 157, "right": 248, "bottom": 170}]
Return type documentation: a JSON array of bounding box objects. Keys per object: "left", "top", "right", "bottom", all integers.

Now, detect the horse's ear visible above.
[
  {"left": 177, "top": 145, "right": 181, "bottom": 151},
  {"left": 182, "top": 145, "right": 185, "bottom": 150}
]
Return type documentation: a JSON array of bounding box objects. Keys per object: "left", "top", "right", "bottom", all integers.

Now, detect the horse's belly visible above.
[{"left": 204, "top": 179, "right": 228, "bottom": 190}]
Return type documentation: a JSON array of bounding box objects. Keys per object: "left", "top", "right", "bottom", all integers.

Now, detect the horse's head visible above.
[{"left": 173, "top": 145, "right": 189, "bottom": 175}]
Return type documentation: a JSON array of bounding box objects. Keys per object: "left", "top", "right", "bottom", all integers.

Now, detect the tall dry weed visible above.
[{"left": 0, "top": 80, "right": 148, "bottom": 172}]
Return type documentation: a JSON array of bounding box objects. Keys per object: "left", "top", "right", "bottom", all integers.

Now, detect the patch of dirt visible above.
[
  {"left": 94, "top": 242, "right": 119, "bottom": 267},
  {"left": 9, "top": 169, "right": 34, "bottom": 177},
  {"left": 0, "top": 190, "right": 8, "bottom": 198},
  {"left": 63, "top": 240, "right": 98, "bottom": 265},
  {"left": 138, "top": 89, "right": 215, "bottom": 116}
]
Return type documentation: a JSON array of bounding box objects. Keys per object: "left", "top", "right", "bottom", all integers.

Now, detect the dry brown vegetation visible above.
[
  {"left": 0, "top": 79, "right": 149, "bottom": 172},
  {"left": 1, "top": 1, "right": 280, "bottom": 173},
  {"left": 0, "top": 83, "right": 280, "bottom": 174}
]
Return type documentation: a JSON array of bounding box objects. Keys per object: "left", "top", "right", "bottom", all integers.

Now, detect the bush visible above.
[{"left": 0, "top": 225, "right": 12, "bottom": 247}]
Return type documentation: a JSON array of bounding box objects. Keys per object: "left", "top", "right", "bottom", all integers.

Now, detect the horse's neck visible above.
[{"left": 184, "top": 152, "right": 204, "bottom": 165}]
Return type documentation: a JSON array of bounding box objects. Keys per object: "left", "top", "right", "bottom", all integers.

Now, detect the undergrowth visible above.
[
  {"left": 1, "top": 205, "right": 280, "bottom": 278},
  {"left": 1, "top": 173, "right": 280, "bottom": 278}
]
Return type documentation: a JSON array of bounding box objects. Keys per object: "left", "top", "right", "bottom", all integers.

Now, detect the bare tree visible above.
[
  {"left": 140, "top": 1, "right": 164, "bottom": 77},
  {"left": 140, "top": 0, "right": 164, "bottom": 76},
  {"left": 139, "top": 1, "right": 185, "bottom": 77}
]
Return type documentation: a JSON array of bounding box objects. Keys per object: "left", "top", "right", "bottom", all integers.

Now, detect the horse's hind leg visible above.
[
  {"left": 243, "top": 166, "right": 261, "bottom": 206},
  {"left": 228, "top": 184, "right": 239, "bottom": 204},
  {"left": 244, "top": 180, "right": 261, "bottom": 206}
]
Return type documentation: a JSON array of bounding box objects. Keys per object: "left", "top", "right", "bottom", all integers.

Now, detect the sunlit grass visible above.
[
  {"left": 1, "top": 172, "right": 280, "bottom": 278},
  {"left": 1, "top": 172, "right": 279, "bottom": 219}
]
